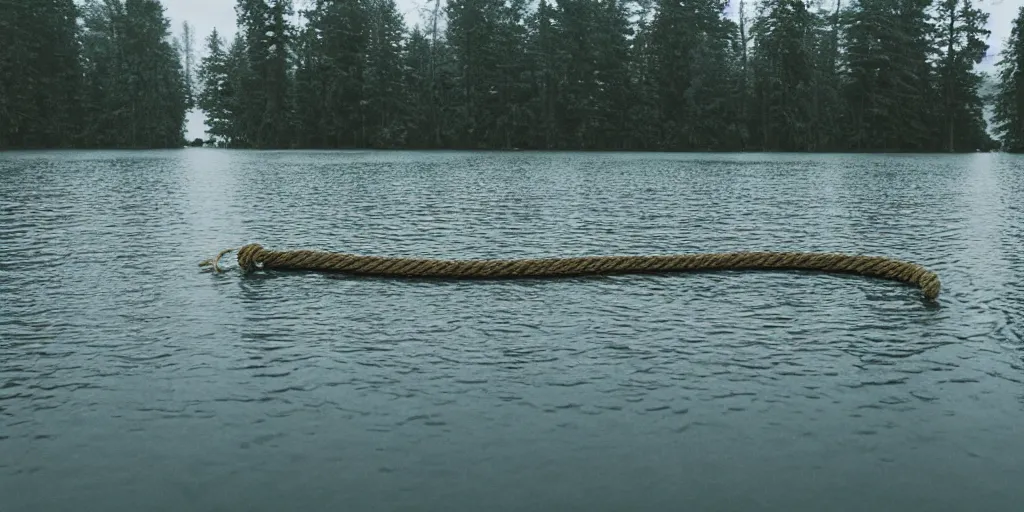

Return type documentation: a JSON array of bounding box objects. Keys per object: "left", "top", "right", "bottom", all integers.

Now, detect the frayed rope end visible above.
[{"left": 199, "top": 248, "right": 237, "bottom": 273}]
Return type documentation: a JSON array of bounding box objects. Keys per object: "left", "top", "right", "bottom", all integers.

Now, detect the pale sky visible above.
[{"left": 160, "top": 0, "right": 1020, "bottom": 140}]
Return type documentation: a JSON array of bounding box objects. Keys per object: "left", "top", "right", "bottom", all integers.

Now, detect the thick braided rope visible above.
[{"left": 199, "top": 243, "right": 941, "bottom": 300}]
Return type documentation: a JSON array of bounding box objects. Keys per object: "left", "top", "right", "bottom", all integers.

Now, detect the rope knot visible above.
[{"left": 236, "top": 243, "right": 265, "bottom": 273}]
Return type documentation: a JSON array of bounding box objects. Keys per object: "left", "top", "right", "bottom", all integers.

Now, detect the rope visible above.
[{"left": 199, "top": 243, "right": 941, "bottom": 301}]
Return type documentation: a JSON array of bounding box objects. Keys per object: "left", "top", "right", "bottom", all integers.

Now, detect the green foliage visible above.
[
  {"left": 0, "top": 0, "right": 188, "bottom": 149},
  {"left": 993, "top": 7, "right": 1024, "bottom": 152},
  {"left": 81, "top": 0, "right": 190, "bottom": 148},
  {"left": 751, "top": 0, "right": 816, "bottom": 150},
  {"left": 0, "top": 0, "right": 83, "bottom": 148},
  {"left": 197, "top": 29, "right": 244, "bottom": 146},
  {"left": 933, "top": 0, "right": 993, "bottom": 151},
  {"left": 648, "top": 0, "right": 740, "bottom": 149},
  {"left": 365, "top": 0, "right": 409, "bottom": 147},
  {"left": 842, "top": 0, "right": 937, "bottom": 151},
  {"left": 232, "top": 0, "right": 293, "bottom": 148},
  {"left": 0, "top": 0, "right": 1014, "bottom": 152}
]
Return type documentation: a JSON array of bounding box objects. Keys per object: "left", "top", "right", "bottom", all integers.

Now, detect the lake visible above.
[{"left": 1, "top": 149, "right": 1022, "bottom": 511}]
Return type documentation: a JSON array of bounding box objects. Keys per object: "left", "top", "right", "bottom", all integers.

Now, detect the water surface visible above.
[{"left": 1, "top": 150, "right": 1023, "bottom": 511}]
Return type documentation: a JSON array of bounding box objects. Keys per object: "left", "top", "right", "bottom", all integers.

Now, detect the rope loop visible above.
[{"left": 197, "top": 247, "right": 237, "bottom": 273}]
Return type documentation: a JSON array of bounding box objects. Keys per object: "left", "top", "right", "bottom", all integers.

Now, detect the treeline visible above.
[
  {"left": 2, "top": 0, "right": 1024, "bottom": 152},
  {"left": 0, "top": 0, "right": 190, "bottom": 149},
  {"left": 197, "top": 0, "right": 1024, "bottom": 152}
]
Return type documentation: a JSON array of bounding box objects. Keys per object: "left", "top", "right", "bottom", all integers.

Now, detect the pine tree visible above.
[
  {"left": 933, "top": 0, "right": 992, "bottom": 152},
  {"left": 0, "top": 0, "right": 82, "bottom": 149},
  {"left": 629, "top": 0, "right": 661, "bottom": 149},
  {"left": 179, "top": 21, "right": 198, "bottom": 110},
  {"left": 750, "top": 0, "right": 817, "bottom": 151},
  {"left": 492, "top": 0, "right": 532, "bottom": 149},
  {"left": 197, "top": 28, "right": 244, "bottom": 145},
  {"left": 552, "top": 0, "right": 631, "bottom": 148},
  {"left": 445, "top": 0, "right": 504, "bottom": 147},
  {"left": 993, "top": 6, "right": 1024, "bottom": 152},
  {"left": 365, "top": 0, "right": 408, "bottom": 147},
  {"left": 401, "top": 28, "right": 434, "bottom": 148},
  {"left": 524, "top": 0, "right": 560, "bottom": 149},
  {"left": 234, "top": 0, "right": 294, "bottom": 149},
  {"left": 593, "top": 0, "right": 635, "bottom": 149},
  {"left": 842, "top": 0, "right": 937, "bottom": 151},
  {"left": 804, "top": 0, "right": 844, "bottom": 151},
  {"left": 79, "top": 0, "right": 188, "bottom": 148},
  {"left": 294, "top": 0, "right": 369, "bottom": 148},
  {"left": 226, "top": 33, "right": 251, "bottom": 146},
  {"left": 649, "top": 0, "right": 742, "bottom": 150}
]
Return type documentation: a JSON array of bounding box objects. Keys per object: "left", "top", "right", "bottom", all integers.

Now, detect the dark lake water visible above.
[{"left": 1, "top": 149, "right": 1023, "bottom": 511}]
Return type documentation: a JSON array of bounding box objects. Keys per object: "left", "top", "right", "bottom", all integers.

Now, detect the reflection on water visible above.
[{"left": 1, "top": 150, "right": 1023, "bottom": 511}]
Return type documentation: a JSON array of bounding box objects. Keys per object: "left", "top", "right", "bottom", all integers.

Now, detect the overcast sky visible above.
[{"left": 161, "top": 0, "right": 1019, "bottom": 140}]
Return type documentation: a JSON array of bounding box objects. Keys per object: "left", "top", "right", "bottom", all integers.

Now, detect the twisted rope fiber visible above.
[{"left": 200, "top": 243, "right": 941, "bottom": 300}]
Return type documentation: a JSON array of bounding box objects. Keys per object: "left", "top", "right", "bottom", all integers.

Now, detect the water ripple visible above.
[{"left": 1, "top": 150, "right": 1022, "bottom": 511}]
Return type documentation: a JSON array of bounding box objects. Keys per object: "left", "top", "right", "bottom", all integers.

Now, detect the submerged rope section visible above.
[{"left": 200, "top": 243, "right": 941, "bottom": 300}]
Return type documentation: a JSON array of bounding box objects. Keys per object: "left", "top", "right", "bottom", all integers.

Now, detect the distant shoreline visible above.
[{"left": 1, "top": 146, "right": 1012, "bottom": 155}]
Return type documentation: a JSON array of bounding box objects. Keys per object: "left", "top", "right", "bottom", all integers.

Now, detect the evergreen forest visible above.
[{"left": 2, "top": 0, "right": 1024, "bottom": 152}]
